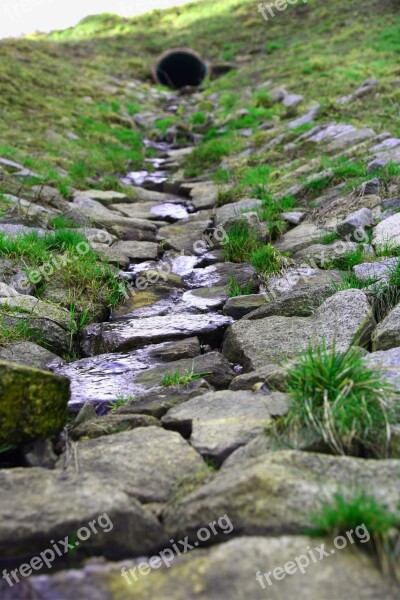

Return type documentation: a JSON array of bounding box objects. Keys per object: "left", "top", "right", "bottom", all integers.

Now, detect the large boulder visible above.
[
  {"left": 0, "top": 361, "right": 70, "bottom": 445},
  {"left": 372, "top": 213, "right": 400, "bottom": 249},
  {"left": 372, "top": 304, "right": 400, "bottom": 351},
  {"left": 223, "top": 290, "right": 375, "bottom": 370}
]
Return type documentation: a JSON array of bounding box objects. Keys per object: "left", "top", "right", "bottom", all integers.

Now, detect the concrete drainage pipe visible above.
[{"left": 151, "top": 47, "right": 209, "bottom": 89}]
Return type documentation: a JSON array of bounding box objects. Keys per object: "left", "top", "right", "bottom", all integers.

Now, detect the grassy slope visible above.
[{"left": 0, "top": 0, "right": 398, "bottom": 196}]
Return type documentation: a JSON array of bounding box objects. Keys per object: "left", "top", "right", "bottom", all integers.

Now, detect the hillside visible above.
[{"left": 0, "top": 0, "right": 400, "bottom": 598}]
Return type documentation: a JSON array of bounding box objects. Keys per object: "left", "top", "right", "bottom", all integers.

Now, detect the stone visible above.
[
  {"left": 81, "top": 313, "right": 233, "bottom": 356},
  {"left": 162, "top": 390, "right": 274, "bottom": 462},
  {"left": 8, "top": 535, "right": 398, "bottom": 600},
  {"left": 214, "top": 198, "right": 261, "bottom": 226},
  {"left": 61, "top": 427, "right": 207, "bottom": 505},
  {"left": 223, "top": 294, "right": 269, "bottom": 319},
  {"left": 289, "top": 103, "right": 320, "bottom": 129},
  {"left": 158, "top": 216, "right": 212, "bottom": 252},
  {"left": 184, "top": 263, "right": 257, "bottom": 290},
  {"left": 325, "top": 128, "right": 376, "bottom": 153},
  {"left": 367, "top": 158, "right": 387, "bottom": 173},
  {"left": 229, "top": 364, "right": 289, "bottom": 392},
  {"left": 372, "top": 212, "right": 400, "bottom": 249},
  {"left": 294, "top": 242, "right": 360, "bottom": 269},
  {"left": 0, "top": 361, "right": 69, "bottom": 445},
  {"left": 243, "top": 285, "right": 335, "bottom": 320},
  {"left": 353, "top": 258, "right": 397, "bottom": 282},
  {"left": 190, "top": 183, "right": 218, "bottom": 210},
  {"left": 70, "top": 413, "right": 160, "bottom": 440},
  {"left": 112, "top": 240, "right": 159, "bottom": 261},
  {"left": 222, "top": 290, "right": 375, "bottom": 370},
  {"left": 0, "top": 283, "right": 19, "bottom": 297},
  {"left": 162, "top": 450, "right": 400, "bottom": 541},
  {"left": 265, "top": 266, "right": 341, "bottom": 297},
  {"left": 382, "top": 196, "right": 400, "bottom": 210},
  {"left": 338, "top": 78, "right": 379, "bottom": 104},
  {"left": 360, "top": 178, "right": 380, "bottom": 195},
  {"left": 181, "top": 287, "right": 228, "bottom": 312},
  {"left": 0, "top": 468, "right": 164, "bottom": 560},
  {"left": 223, "top": 212, "right": 266, "bottom": 242},
  {"left": 364, "top": 346, "right": 400, "bottom": 394},
  {"left": 0, "top": 342, "right": 59, "bottom": 371},
  {"left": 77, "top": 189, "right": 129, "bottom": 205},
  {"left": 275, "top": 222, "right": 321, "bottom": 253},
  {"left": 372, "top": 305, "right": 400, "bottom": 351},
  {"left": 336, "top": 208, "right": 374, "bottom": 237},
  {"left": 282, "top": 211, "right": 306, "bottom": 225}
]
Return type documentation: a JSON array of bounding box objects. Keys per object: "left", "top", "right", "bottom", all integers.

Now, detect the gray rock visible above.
[
  {"left": 294, "top": 242, "right": 360, "bottom": 268},
  {"left": 229, "top": 364, "right": 289, "bottom": 391},
  {"left": 223, "top": 294, "right": 269, "bottom": 319},
  {"left": 214, "top": 198, "right": 261, "bottom": 226},
  {"left": 112, "top": 240, "right": 159, "bottom": 261},
  {"left": 0, "top": 223, "right": 46, "bottom": 237},
  {"left": 338, "top": 78, "right": 379, "bottom": 104},
  {"left": 61, "top": 427, "right": 207, "bottom": 504},
  {"left": 190, "top": 183, "right": 218, "bottom": 209},
  {"left": 162, "top": 450, "right": 400, "bottom": 541},
  {"left": 81, "top": 313, "right": 233, "bottom": 356},
  {"left": 223, "top": 212, "right": 266, "bottom": 242},
  {"left": 265, "top": 267, "right": 341, "bottom": 297},
  {"left": 0, "top": 283, "right": 20, "bottom": 297},
  {"left": 289, "top": 103, "right": 320, "bottom": 129},
  {"left": 0, "top": 468, "right": 164, "bottom": 560},
  {"left": 282, "top": 211, "right": 306, "bottom": 225},
  {"left": 325, "top": 128, "right": 376, "bottom": 153},
  {"left": 367, "top": 158, "right": 387, "bottom": 173},
  {"left": 158, "top": 216, "right": 212, "bottom": 252},
  {"left": 353, "top": 258, "right": 397, "bottom": 282},
  {"left": 0, "top": 342, "right": 59, "bottom": 371},
  {"left": 76, "top": 189, "right": 129, "bottom": 205},
  {"left": 244, "top": 285, "right": 335, "bottom": 320},
  {"left": 8, "top": 534, "right": 398, "bottom": 600},
  {"left": 70, "top": 413, "right": 160, "bottom": 440},
  {"left": 336, "top": 208, "right": 374, "bottom": 237},
  {"left": 372, "top": 305, "right": 400, "bottom": 351},
  {"left": 372, "top": 213, "right": 400, "bottom": 249},
  {"left": 223, "top": 290, "right": 375, "bottom": 370},
  {"left": 382, "top": 196, "right": 400, "bottom": 210},
  {"left": 364, "top": 346, "right": 400, "bottom": 394},
  {"left": 360, "top": 178, "right": 380, "bottom": 196},
  {"left": 162, "top": 390, "right": 275, "bottom": 462},
  {"left": 275, "top": 222, "right": 321, "bottom": 253},
  {"left": 182, "top": 287, "right": 228, "bottom": 312}
]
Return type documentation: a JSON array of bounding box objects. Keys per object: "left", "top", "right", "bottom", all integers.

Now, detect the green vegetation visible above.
[
  {"left": 309, "top": 492, "right": 400, "bottom": 583},
  {"left": 276, "top": 341, "right": 399, "bottom": 457},
  {"left": 314, "top": 230, "right": 341, "bottom": 245},
  {"left": 227, "top": 276, "right": 254, "bottom": 297},
  {"left": 161, "top": 367, "right": 206, "bottom": 387},
  {"left": 0, "top": 317, "right": 43, "bottom": 348},
  {"left": 184, "top": 134, "right": 242, "bottom": 177},
  {"left": 108, "top": 394, "right": 134, "bottom": 411}
]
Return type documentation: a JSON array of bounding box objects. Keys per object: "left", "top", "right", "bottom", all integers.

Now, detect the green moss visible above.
[{"left": 0, "top": 361, "right": 70, "bottom": 445}]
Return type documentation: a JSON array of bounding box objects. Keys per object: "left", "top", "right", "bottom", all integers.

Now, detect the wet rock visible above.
[
  {"left": 162, "top": 390, "right": 277, "bottom": 462},
  {"left": 223, "top": 290, "right": 375, "bottom": 370},
  {"left": 336, "top": 208, "right": 374, "bottom": 237},
  {"left": 184, "top": 262, "right": 257, "bottom": 289},
  {"left": 372, "top": 305, "right": 400, "bottom": 351},
  {"left": 223, "top": 294, "right": 269, "bottom": 319},
  {"left": 0, "top": 361, "right": 69, "bottom": 445},
  {"left": 110, "top": 286, "right": 179, "bottom": 320},
  {"left": 275, "top": 222, "right": 321, "bottom": 253},
  {"left": 112, "top": 201, "right": 188, "bottom": 221},
  {"left": 82, "top": 313, "right": 233, "bottom": 356},
  {"left": 8, "top": 534, "right": 398, "bottom": 600},
  {"left": 162, "top": 450, "right": 400, "bottom": 540},
  {"left": 243, "top": 284, "right": 335, "bottom": 320},
  {"left": 0, "top": 468, "right": 164, "bottom": 560},
  {"left": 372, "top": 213, "right": 400, "bottom": 249},
  {"left": 181, "top": 287, "right": 227, "bottom": 312},
  {"left": 61, "top": 427, "right": 207, "bottom": 505},
  {"left": 148, "top": 337, "right": 201, "bottom": 361},
  {"left": 70, "top": 413, "right": 160, "bottom": 440},
  {"left": 134, "top": 352, "right": 235, "bottom": 390},
  {"left": 111, "top": 240, "right": 159, "bottom": 261},
  {"left": 0, "top": 342, "right": 59, "bottom": 371}
]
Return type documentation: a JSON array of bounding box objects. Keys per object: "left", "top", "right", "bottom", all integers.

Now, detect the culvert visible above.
[{"left": 152, "top": 47, "right": 209, "bottom": 89}]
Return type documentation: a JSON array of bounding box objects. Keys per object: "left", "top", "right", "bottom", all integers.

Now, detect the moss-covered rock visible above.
[{"left": 0, "top": 360, "right": 70, "bottom": 445}]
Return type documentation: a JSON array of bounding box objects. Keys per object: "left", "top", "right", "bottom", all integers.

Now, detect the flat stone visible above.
[
  {"left": 325, "top": 128, "right": 375, "bottom": 153},
  {"left": 223, "top": 294, "right": 269, "bottom": 319},
  {"left": 282, "top": 211, "right": 306, "bottom": 225},
  {"left": 112, "top": 240, "right": 159, "bottom": 261},
  {"left": 243, "top": 284, "right": 335, "bottom": 320},
  {"left": 0, "top": 468, "right": 164, "bottom": 560},
  {"left": 9, "top": 534, "right": 398, "bottom": 600},
  {"left": 181, "top": 287, "right": 228, "bottom": 312},
  {"left": 61, "top": 427, "right": 207, "bottom": 504},
  {"left": 184, "top": 263, "right": 257, "bottom": 289},
  {"left": 81, "top": 313, "right": 233, "bottom": 356},
  {"left": 294, "top": 242, "right": 360, "bottom": 269},
  {"left": 382, "top": 196, "right": 400, "bottom": 210},
  {"left": 190, "top": 183, "right": 218, "bottom": 210},
  {"left": 162, "top": 450, "right": 400, "bottom": 541},
  {"left": 275, "top": 222, "right": 321, "bottom": 253},
  {"left": 229, "top": 364, "right": 289, "bottom": 391},
  {"left": 265, "top": 267, "right": 341, "bottom": 297},
  {"left": 0, "top": 342, "right": 59, "bottom": 371},
  {"left": 158, "top": 216, "right": 212, "bottom": 252},
  {"left": 77, "top": 190, "right": 129, "bottom": 205},
  {"left": 364, "top": 346, "right": 400, "bottom": 394},
  {"left": 162, "top": 390, "right": 275, "bottom": 462},
  {"left": 223, "top": 290, "right": 375, "bottom": 370},
  {"left": 0, "top": 283, "right": 20, "bottom": 297},
  {"left": 214, "top": 198, "right": 261, "bottom": 226},
  {"left": 70, "top": 413, "right": 160, "bottom": 440},
  {"left": 0, "top": 224, "right": 46, "bottom": 237}
]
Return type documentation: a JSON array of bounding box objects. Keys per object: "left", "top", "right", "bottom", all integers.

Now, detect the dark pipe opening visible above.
[{"left": 152, "top": 48, "right": 208, "bottom": 89}]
